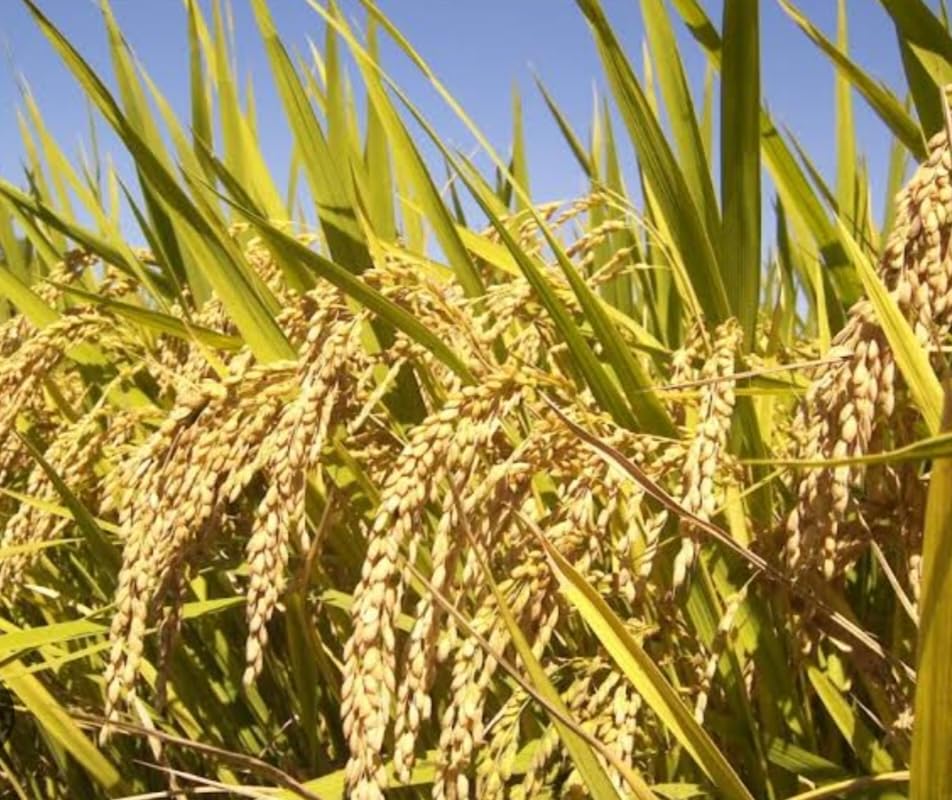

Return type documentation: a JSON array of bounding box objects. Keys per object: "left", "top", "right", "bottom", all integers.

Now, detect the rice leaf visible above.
[
  {"left": 473, "top": 536, "right": 635, "bottom": 800},
  {"left": 534, "top": 74, "right": 593, "bottom": 177},
  {"left": 206, "top": 0, "right": 284, "bottom": 220},
  {"left": 720, "top": 0, "right": 761, "bottom": 348},
  {"left": 15, "top": 432, "right": 119, "bottom": 577},
  {"left": 0, "top": 487, "right": 121, "bottom": 535},
  {"left": 363, "top": 19, "right": 397, "bottom": 241},
  {"left": 21, "top": 0, "right": 294, "bottom": 363},
  {"left": 250, "top": 0, "right": 372, "bottom": 271},
  {"left": 100, "top": 0, "right": 191, "bottom": 290},
  {"left": 322, "top": 1, "right": 674, "bottom": 433},
  {"left": 766, "top": 739, "right": 848, "bottom": 782},
  {"left": 883, "top": 120, "right": 910, "bottom": 236},
  {"left": 807, "top": 665, "right": 896, "bottom": 774},
  {"left": 288, "top": 742, "right": 545, "bottom": 800},
  {"left": 528, "top": 516, "right": 755, "bottom": 800},
  {"left": 879, "top": 0, "right": 952, "bottom": 139},
  {"left": 308, "top": 2, "right": 486, "bottom": 299},
  {"left": 187, "top": 0, "right": 214, "bottom": 167},
  {"left": 786, "top": 772, "right": 909, "bottom": 800},
  {"left": 910, "top": 386, "right": 952, "bottom": 799},
  {"left": 0, "top": 538, "right": 80, "bottom": 562},
  {"left": 834, "top": 0, "right": 857, "bottom": 231},
  {"left": 0, "top": 262, "right": 58, "bottom": 329},
  {"left": 509, "top": 85, "right": 531, "bottom": 212},
  {"left": 671, "top": 0, "right": 864, "bottom": 318},
  {"left": 640, "top": 0, "right": 719, "bottom": 242},
  {"left": 0, "top": 660, "right": 121, "bottom": 790},
  {"left": 0, "top": 597, "right": 243, "bottom": 661},
  {"left": 55, "top": 284, "right": 242, "bottom": 351},
  {"left": 779, "top": 0, "right": 926, "bottom": 160},
  {"left": 578, "top": 0, "right": 729, "bottom": 326},
  {"left": 760, "top": 121, "right": 854, "bottom": 322},
  {"left": 218, "top": 192, "right": 475, "bottom": 383}
]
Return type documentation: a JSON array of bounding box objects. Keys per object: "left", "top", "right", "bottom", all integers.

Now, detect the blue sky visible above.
[{"left": 0, "top": 1, "right": 914, "bottom": 242}]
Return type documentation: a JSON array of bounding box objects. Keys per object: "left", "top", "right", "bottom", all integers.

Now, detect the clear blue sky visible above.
[{"left": 0, "top": 1, "right": 915, "bottom": 242}]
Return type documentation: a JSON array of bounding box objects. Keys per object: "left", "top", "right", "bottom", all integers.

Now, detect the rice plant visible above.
[{"left": 0, "top": 0, "right": 950, "bottom": 798}]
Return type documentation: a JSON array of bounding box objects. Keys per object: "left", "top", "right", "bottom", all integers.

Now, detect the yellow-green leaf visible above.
[
  {"left": 911, "top": 386, "right": 952, "bottom": 799},
  {"left": 528, "top": 519, "right": 755, "bottom": 800}
]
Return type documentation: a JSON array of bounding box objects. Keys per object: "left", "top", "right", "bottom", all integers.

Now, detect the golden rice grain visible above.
[
  {"left": 787, "top": 129, "right": 952, "bottom": 584},
  {"left": 672, "top": 318, "right": 741, "bottom": 590}
]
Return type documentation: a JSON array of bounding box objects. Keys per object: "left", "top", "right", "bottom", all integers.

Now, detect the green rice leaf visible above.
[
  {"left": 779, "top": 0, "right": 926, "bottom": 161},
  {"left": 250, "top": 0, "right": 372, "bottom": 271},
  {"left": 786, "top": 772, "right": 909, "bottom": 800},
  {"left": 207, "top": 0, "right": 284, "bottom": 220},
  {"left": 807, "top": 665, "right": 895, "bottom": 774},
  {"left": 0, "top": 261, "right": 58, "bottom": 329},
  {"left": 15, "top": 432, "right": 119, "bottom": 577},
  {"left": 766, "top": 739, "right": 848, "bottom": 782},
  {"left": 219, "top": 192, "right": 475, "bottom": 383},
  {"left": 883, "top": 118, "right": 910, "bottom": 236},
  {"left": 910, "top": 386, "right": 952, "bottom": 799},
  {"left": 0, "top": 177, "right": 148, "bottom": 289},
  {"left": 640, "top": 0, "right": 719, "bottom": 242},
  {"left": 21, "top": 0, "right": 295, "bottom": 363},
  {"left": 308, "top": 1, "right": 486, "bottom": 299},
  {"left": 100, "top": 0, "right": 191, "bottom": 290},
  {"left": 0, "top": 487, "right": 121, "bottom": 535},
  {"left": 760, "top": 119, "right": 854, "bottom": 322},
  {"left": 670, "top": 0, "right": 863, "bottom": 319},
  {"left": 720, "top": 0, "right": 761, "bottom": 348},
  {"left": 670, "top": 0, "right": 724, "bottom": 66},
  {"left": 578, "top": 0, "right": 729, "bottom": 326},
  {"left": 363, "top": 19, "right": 398, "bottom": 241},
  {"left": 879, "top": 0, "right": 952, "bottom": 139},
  {"left": 529, "top": 517, "right": 755, "bottom": 800},
  {"left": 474, "top": 534, "right": 635, "bottom": 800},
  {"left": 18, "top": 88, "right": 178, "bottom": 308},
  {"left": 0, "top": 538, "right": 80, "bottom": 562},
  {"left": 55, "top": 283, "right": 242, "bottom": 351},
  {"left": 534, "top": 74, "right": 593, "bottom": 177},
  {"left": 0, "top": 660, "right": 121, "bottom": 790},
  {"left": 290, "top": 742, "right": 543, "bottom": 800},
  {"left": 0, "top": 598, "right": 242, "bottom": 658},
  {"left": 321, "top": 1, "right": 674, "bottom": 433},
  {"left": 509, "top": 85, "right": 531, "bottom": 212}
]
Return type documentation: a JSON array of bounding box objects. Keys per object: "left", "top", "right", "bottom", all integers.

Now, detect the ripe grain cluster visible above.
[{"left": 2, "top": 1, "right": 951, "bottom": 798}]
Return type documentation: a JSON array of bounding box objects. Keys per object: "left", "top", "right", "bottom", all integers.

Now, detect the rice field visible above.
[{"left": 0, "top": 1, "right": 950, "bottom": 798}]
